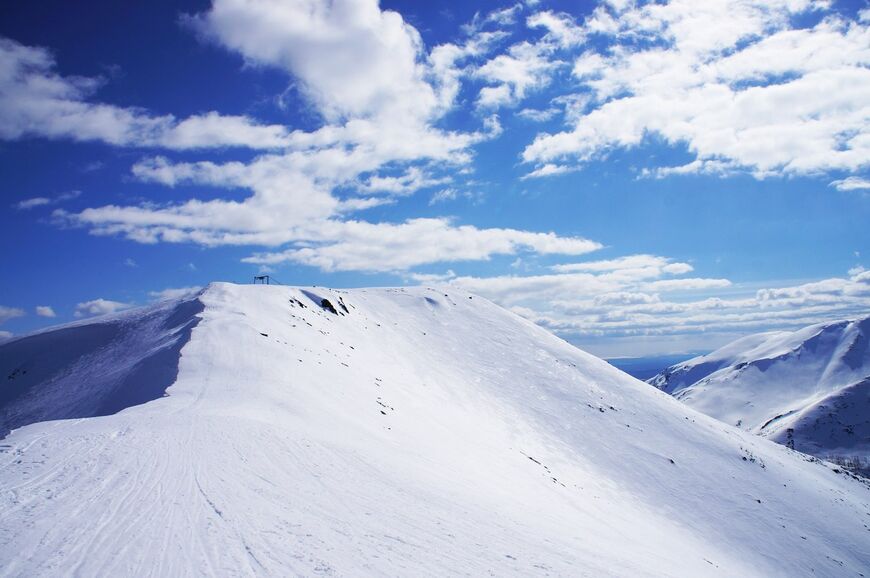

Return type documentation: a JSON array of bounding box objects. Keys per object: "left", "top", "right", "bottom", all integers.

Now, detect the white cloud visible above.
[
  {"left": 160, "top": 112, "right": 295, "bottom": 150},
  {"left": 462, "top": 4, "right": 525, "bottom": 35},
  {"left": 830, "top": 176, "right": 870, "bottom": 191},
  {"left": 0, "top": 331, "right": 12, "bottom": 342},
  {"left": 0, "top": 305, "right": 25, "bottom": 324},
  {"left": 148, "top": 286, "right": 203, "bottom": 301},
  {"left": 356, "top": 167, "right": 450, "bottom": 196},
  {"left": 451, "top": 271, "right": 632, "bottom": 304},
  {"left": 15, "top": 197, "right": 50, "bottom": 210},
  {"left": 429, "top": 188, "right": 459, "bottom": 205},
  {"left": 522, "top": 1, "right": 870, "bottom": 179},
  {"left": 74, "top": 299, "right": 134, "bottom": 318},
  {"left": 593, "top": 292, "right": 661, "bottom": 306},
  {"left": 475, "top": 41, "right": 560, "bottom": 109},
  {"left": 552, "top": 254, "right": 693, "bottom": 275},
  {"left": 520, "top": 163, "right": 574, "bottom": 179},
  {"left": 406, "top": 270, "right": 457, "bottom": 284},
  {"left": 188, "top": 0, "right": 438, "bottom": 124},
  {"left": 527, "top": 10, "right": 585, "bottom": 48},
  {"left": 0, "top": 37, "right": 293, "bottom": 149},
  {"left": 14, "top": 190, "right": 80, "bottom": 210},
  {"left": 67, "top": 123, "right": 498, "bottom": 248},
  {"left": 441, "top": 261, "right": 870, "bottom": 349},
  {"left": 516, "top": 107, "right": 558, "bottom": 122},
  {"left": 486, "top": 4, "right": 524, "bottom": 27},
  {"left": 448, "top": 257, "right": 720, "bottom": 308},
  {"left": 35, "top": 305, "right": 56, "bottom": 318},
  {"left": 641, "top": 278, "right": 732, "bottom": 292},
  {"left": 242, "top": 218, "right": 601, "bottom": 273},
  {"left": 40, "top": 1, "right": 593, "bottom": 276},
  {"left": 428, "top": 188, "right": 479, "bottom": 205},
  {"left": 429, "top": 30, "right": 509, "bottom": 112}
]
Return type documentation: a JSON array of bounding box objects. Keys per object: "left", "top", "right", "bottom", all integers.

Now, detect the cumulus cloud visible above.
[
  {"left": 522, "top": 0, "right": 870, "bottom": 179},
  {"left": 35, "top": 305, "right": 56, "bottom": 318},
  {"left": 74, "top": 299, "right": 134, "bottom": 318},
  {"left": 33, "top": 0, "right": 597, "bottom": 275},
  {"left": 187, "top": 0, "right": 438, "bottom": 124},
  {"left": 0, "top": 37, "right": 293, "bottom": 149},
  {"left": 475, "top": 41, "right": 560, "bottom": 109}
]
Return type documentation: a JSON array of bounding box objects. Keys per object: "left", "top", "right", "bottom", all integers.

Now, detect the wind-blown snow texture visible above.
[
  {"left": 649, "top": 316, "right": 870, "bottom": 458},
  {"left": 1, "top": 283, "right": 868, "bottom": 576}
]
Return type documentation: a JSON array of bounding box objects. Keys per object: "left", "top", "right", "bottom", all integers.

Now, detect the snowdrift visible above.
[
  {"left": 649, "top": 316, "right": 870, "bottom": 457},
  {"left": 0, "top": 283, "right": 868, "bottom": 577}
]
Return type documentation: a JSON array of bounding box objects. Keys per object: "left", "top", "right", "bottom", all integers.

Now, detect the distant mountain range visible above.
[{"left": 649, "top": 316, "right": 870, "bottom": 459}]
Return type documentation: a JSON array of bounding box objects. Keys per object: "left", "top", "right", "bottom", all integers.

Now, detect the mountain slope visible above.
[
  {"left": 0, "top": 297, "right": 202, "bottom": 438},
  {"left": 649, "top": 316, "right": 870, "bottom": 457},
  {"left": 1, "top": 283, "right": 868, "bottom": 577}
]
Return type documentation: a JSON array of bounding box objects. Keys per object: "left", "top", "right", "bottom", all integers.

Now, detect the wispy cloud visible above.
[
  {"left": 14, "top": 190, "right": 80, "bottom": 210},
  {"left": 74, "top": 299, "right": 133, "bottom": 318},
  {"left": 148, "top": 286, "right": 202, "bottom": 301},
  {"left": 241, "top": 218, "right": 601, "bottom": 273},
  {"left": 830, "top": 176, "right": 870, "bottom": 192},
  {"left": 0, "top": 305, "right": 25, "bottom": 324}
]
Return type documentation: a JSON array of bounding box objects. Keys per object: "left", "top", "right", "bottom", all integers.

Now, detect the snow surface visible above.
[
  {"left": 1, "top": 283, "right": 868, "bottom": 577},
  {"left": 649, "top": 316, "right": 870, "bottom": 458}
]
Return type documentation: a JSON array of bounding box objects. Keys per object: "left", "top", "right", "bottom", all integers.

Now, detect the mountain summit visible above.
[
  {"left": 1, "top": 283, "right": 868, "bottom": 576},
  {"left": 649, "top": 316, "right": 870, "bottom": 459}
]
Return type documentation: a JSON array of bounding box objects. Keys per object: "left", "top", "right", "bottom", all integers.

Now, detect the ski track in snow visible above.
[{"left": 0, "top": 283, "right": 868, "bottom": 577}]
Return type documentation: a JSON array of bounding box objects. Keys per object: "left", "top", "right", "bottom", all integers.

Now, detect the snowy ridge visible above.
[
  {"left": 0, "top": 294, "right": 203, "bottom": 438},
  {"left": 649, "top": 316, "right": 870, "bottom": 457},
  {"left": 0, "top": 283, "right": 868, "bottom": 577}
]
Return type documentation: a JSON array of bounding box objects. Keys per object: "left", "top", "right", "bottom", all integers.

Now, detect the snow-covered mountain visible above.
[
  {"left": 1, "top": 283, "right": 868, "bottom": 576},
  {"left": 649, "top": 316, "right": 870, "bottom": 459}
]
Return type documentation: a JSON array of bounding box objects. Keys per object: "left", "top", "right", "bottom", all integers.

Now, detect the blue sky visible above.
[{"left": 1, "top": 0, "right": 869, "bottom": 357}]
